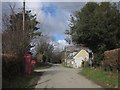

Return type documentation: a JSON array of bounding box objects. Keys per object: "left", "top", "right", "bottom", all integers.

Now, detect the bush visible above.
[
  {"left": 102, "top": 48, "right": 120, "bottom": 72},
  {"left": 2, "top": 54, "right": 22, "bottom": 81}
]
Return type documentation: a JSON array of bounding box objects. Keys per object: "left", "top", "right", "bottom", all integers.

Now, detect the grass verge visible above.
[{"left": 79, "top": 67, "right": 118, "bottom": 88}]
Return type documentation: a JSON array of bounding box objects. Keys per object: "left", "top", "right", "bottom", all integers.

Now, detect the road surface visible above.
[{"left": 34, "top": 64, "right": 102, "bottom": 88}]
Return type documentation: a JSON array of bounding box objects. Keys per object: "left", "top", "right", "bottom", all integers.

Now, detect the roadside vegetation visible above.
[
  {"left": 65, "top": 2, "right": 120, "bottom": 67},
  {"left": 64, "top": 2, "right": 120, "bottom": 89},
  {"left": 2, "top": 2, "right": 120, "bottom": 88},
  {"left": 3, "top": 72, "right": 41, "bottom": 88},
  {"left": 2, "top": 4, "right": 41, "bottom": 88},
  {"left": 2, "top": 2, "right": 63, "bottom": 88},
  {"left": 80, "top": 67, "right": 118, "bottom": 88}
]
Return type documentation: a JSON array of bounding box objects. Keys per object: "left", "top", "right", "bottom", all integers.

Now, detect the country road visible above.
[{"left": 34, "top": 64, "right": 102, "bottom": 88}]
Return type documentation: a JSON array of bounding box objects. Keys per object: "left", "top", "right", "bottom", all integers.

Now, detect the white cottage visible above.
[
  {"left": 73, "top": 49, "right": 89, "bottom": 68},
  {"left": 64, "top": 45, "right": 93, "bottom": 68}
]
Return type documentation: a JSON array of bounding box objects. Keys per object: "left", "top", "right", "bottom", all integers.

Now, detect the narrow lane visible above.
[{"left": 35, "top": 64, "right": 102, "bottom": 88}]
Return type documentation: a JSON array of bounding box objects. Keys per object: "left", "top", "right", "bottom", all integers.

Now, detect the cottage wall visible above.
[{"left": 73, "top": 49, "right": 89, "bottom": 61}]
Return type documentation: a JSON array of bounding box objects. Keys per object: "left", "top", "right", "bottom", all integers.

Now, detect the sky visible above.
[
  {"left": 25, "top": 2, "right": 85, "bottom": 47},
  {"left": 2, "top": 0, "right": 120, "bottom": 52},
  {"left": 2, "top": 1, "right": 85, "bottom": 50}
]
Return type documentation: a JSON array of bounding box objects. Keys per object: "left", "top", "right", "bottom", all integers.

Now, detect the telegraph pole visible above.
[
  {"left": 23, "top": 0, "right": 25, "bottom": 34},
  {"left": 118, "top": 1, "right": 120, "bottom": 13},
  {"left": 23, "top": 0, "right": 25, "bottom": 53}
]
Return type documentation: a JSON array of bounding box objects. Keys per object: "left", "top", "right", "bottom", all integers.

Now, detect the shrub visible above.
[
  {"left": 102, "top": 48, "right": 120, "bottom": 72},
  {"left": 2, "top": 54, "right": 22, "bottom": 80}
]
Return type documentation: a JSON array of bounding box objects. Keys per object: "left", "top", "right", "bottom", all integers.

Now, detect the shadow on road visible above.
[
  {"left": 26, "top": 71, "right": 44, "bottom": 88},
  {"left": 27, "top": 79, "right": 50, "bottom": 88}
]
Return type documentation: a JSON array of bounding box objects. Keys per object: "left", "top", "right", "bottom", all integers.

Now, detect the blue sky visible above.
[
  {"left": 41, "top": 3, "right": 57, "bottom": 16},
  {"left": 37, "top": 2, "right": 72, "bottom": 42},
  {"left": 2, "top": 1, "right": 120, "bottom": 51},
  {"left": 40, "top": 3, "right": 71, "bottom": 41},
  {"left": 2, "top": 2, "right": 85, "bottom": 49},
  {"left": 40, "top": 2, "right": 85, "bottom": 42},
  {"left": 54, "top": 34, "right": 66, "bottom": 41},
  {"left": 41, "top": 3, "right": 68, "bottom": 41}
]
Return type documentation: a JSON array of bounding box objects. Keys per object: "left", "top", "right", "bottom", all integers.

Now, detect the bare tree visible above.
[{"left": 2, "top": 2, "right": 40, "bottom": 58}]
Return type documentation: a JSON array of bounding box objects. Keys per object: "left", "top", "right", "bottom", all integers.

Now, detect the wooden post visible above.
[{"left": 23, "top": 0, "right": 25, "bottom": 53}]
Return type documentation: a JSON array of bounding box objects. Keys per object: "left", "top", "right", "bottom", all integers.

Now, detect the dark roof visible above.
[
  {"left": 65, "top": 45, "right": 90, "bottom": 59},
  {"left": 65, "top": 45, "right": 89, "bottom": 52}
]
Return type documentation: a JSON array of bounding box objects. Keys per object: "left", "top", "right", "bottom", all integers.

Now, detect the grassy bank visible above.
[{"left": 80, "top": 67, "right": 118, "bottom": 88}]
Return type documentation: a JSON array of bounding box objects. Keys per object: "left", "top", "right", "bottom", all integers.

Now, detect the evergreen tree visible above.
[{"left": 65, "top": 2, "right": 120, "bottom": 53}]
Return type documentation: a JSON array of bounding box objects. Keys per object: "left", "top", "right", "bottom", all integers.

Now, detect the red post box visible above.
[
  {"left": 31, "top": 60, "right": 36, "bottom": 65},
  {"left": 31, "top": 59, "right": 36, "bottom": 71}
]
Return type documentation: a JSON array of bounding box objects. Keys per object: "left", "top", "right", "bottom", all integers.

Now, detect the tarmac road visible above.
[{"left": 34, "top": 64, "right": 102, "bottom": 88}]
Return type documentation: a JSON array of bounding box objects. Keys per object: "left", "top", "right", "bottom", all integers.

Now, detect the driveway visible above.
[{"left": 34, "top": 64, "right": 102, "bottom": 88}]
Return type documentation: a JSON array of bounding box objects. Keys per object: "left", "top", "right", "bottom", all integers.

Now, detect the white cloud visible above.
[
  {"left": 25, "top": 2, "right": 68, "bottom": 37},
  {"left": 2, "top": 2, "right": 85, "bottom": 51},
  {"left": 58, "top": 39, "right": 69, "bottom": 46},
  {"left": 2, "top": 2, "right": 84, "bottom": 38},
  {"left": 49, "top": 39, "right": 69, "bottom": 50},
  {"left": 24, "top": 2, "right": 85, "bottom": 38},
  {"left": 39, "top": 9, "right": 70, "bottom": 36},
  {"left": 57, "top": 39, "right": 69, "bottom": 50},
  {"left": 27, "top": 2, "right": 85, "bottom": 40}
]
